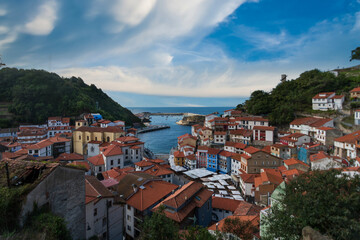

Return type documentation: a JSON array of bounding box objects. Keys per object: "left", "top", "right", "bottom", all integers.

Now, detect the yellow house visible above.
[
  {"left": 173, "top": 151, "right": 185, "bottom": 166},
  {"left": 73, "top": 126, "right": 125, "bottom": 155}
]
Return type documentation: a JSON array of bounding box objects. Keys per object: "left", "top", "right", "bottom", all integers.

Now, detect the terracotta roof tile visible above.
[
  {"left": 212, "top": 197, "right": 242, "bottom": 212},
  {"left": 87, "top": 154, "right": 105, "bottom": 166}
]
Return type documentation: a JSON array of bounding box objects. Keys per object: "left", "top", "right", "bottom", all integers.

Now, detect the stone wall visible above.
[{"left": 20, "top": 166, "right": 86, "bottom": 240}]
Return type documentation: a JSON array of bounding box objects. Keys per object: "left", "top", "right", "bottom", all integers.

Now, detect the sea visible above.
[{"left": 128, "top": 107, "right": 233, "bottom": 154}]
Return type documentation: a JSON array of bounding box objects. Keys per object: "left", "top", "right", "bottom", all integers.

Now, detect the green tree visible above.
[
  {"left": 140, "top": 205, "right": 180, "bottom": 240},
  {"left": 350, "top": 46, "right": 360, "bottom": 61},
  {"left": 262, "top": 169, "right": 360, "bottom": 240}
]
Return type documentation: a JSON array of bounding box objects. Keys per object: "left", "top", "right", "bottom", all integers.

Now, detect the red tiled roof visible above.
[
  {"left": 312, "top": 92, "right": 334, "bottom": 99},
  {"left": 244, "top": 146, "right": 261, "bottom": 154},
  {"left": 161, "top": 181, "right": 203, "bottom": 209},
  {"left": 235, "top": 116, "right": 269, "bottom": 122},
  {"left": 219, "top": 150, "right": 233, "bottom": 157},
  {"left": 27, "top": 139, "right": 53, "bottom": 150},
  {"left": 262, "top": 146, "right": 272, "bottom": 154},
  {"left": 212, "top": 197, "right": 242, "bottom": 212},
  {"left": 334, "top": 130, "right": 360, "bottom": 144},
  {"left": 309, "top": 151, "right": 330, "bottom": 162},
  {"left": 234, "top": 142, "right": 247, "bottom": 149},
  {"left": 230, "top": 129, "right": 253, "bottom": 137},
  {"left": 88, "top": 140, "right": 102, "bottom": 144},
  {"left": 76, "top": 126, "right": 125, "bottom": 133},
  {"left": 225, "top": 141, "right": 236, "bottom": 147},
  {"left": 186, "top": 154, "right": 196, "bottom": 160},
  {"left": 283, "top": 158, "right": 309, "bottom": 167},
  {"left": 254, "top": 169, "right": 283, "bottom": 188},
  {"left": 290, "top": 117, "right": 332, "bottom": 127},
  {"left": 253, "top": 126, "right": 275, "bottom": 131},
  {"left": 174, "top": 151, "right": 185, "bottom": 158},
  {"left": 197, "top": 146, "right": 209, "bottom": 151},
  {"left": 207, "top": 148, "right": 221, "bottom": 155},
  {"left": 135, "top": 160, "right": 154, "bottom": 167},
  {"left": 240, "top": 173, "right": 260, "bottom": 183},
  {"left": 87, "top": 154, "right": 104, "bottom": 166},
  {"left": 85, "top": 175, "right": 114, "bottom": 204},
  {"left": 331, "top": 95, "right": 344, "bottom": 99},
  {"left": 143, "top": 165, "right": 174, "bottom": 177},
  {"left": 127, "top": 181, "right": 178, "bottom": 211},
  {"left": 116, "top": 136, "right": 140, "bottom": 142},
  {"left": 317, "top": 127, "right": 334, "bottom": 131},
  {"left": 350, "top": 87, "right": 360, "bottom": 93},
  {"left": 56, "top": 153, "right": 84, "bottom": 161},
  {"left": 102, "top": 144, "right": 123, "bottom": 156}
]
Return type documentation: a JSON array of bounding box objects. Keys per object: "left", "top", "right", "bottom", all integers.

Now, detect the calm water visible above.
[{"left": 129, "top": 107, "right": 233, "bottom": 154}]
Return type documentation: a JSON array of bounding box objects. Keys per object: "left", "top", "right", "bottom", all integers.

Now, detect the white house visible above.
[
  {"left": 355, "top": 110, "right": 360, "bottom": 125},
  {"left": 310, "top": 151, "right": 342, "bottom": 170},
  {"left": 312, "top": 92, "right": 344, "bottom": 111},
  {"left": 289, "top": 117, "right": 334, "bottom": 138},
  {"left": 252, "top": 126, "right": 275, "bottom": 144},
  {"left": 235, "top": 117, "right": 269, "bottom": 130},
  {"left": 334, "top": 131, "right": 360, "bottom": 159},
  {"left": 214, "top": 131, "right": 227, "bottom": 144},
  {"left": 85, "top": 176, "right": 123, "bottom": 240},
  {"left": 280, "top": 133, "right": 311, "bottom": 147},
  {"left": 239, "top": 173, "right": 258, "bottom": 200}
]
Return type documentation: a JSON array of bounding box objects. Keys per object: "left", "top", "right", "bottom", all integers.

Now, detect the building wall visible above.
[
  {"left": 195, "top": 198, "right": 212, "bottom": 227},
  {"left": 21, "top": 167, "right": 85, "bottom": 240},
  {"left": 246, "top": 152, "right": 282, "bottom": 174},
  {"left": 212, "top": 208, "right": 233, "bottom": 222}
]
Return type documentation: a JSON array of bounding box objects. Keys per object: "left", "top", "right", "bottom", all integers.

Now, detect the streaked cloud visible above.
[{"left": 23, "top": 0, "right": 58, "bottom": 35}]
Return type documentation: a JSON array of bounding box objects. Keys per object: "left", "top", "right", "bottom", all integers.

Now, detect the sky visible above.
[{"left": 0, "top": 0, "right": 359, "bottom": 107}]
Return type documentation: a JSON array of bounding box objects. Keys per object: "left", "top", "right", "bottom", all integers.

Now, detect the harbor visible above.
[{"left": 137, "top": 124, "right": 170, "bottom": 134}]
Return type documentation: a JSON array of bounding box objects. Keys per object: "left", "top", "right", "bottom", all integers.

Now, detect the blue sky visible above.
[{"left": 0, "top": 0, "right": 359, "bottom": 107}]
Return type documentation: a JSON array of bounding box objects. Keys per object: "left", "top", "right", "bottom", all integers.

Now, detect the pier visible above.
[{"left": 137, "top": 125, "right": 170, "bottom": 134}]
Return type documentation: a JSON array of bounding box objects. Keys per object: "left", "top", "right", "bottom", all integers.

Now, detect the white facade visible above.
[
  {"left": 214, "top": 133, "right": 226, "bottom": 144},
  {"left": 88, "top": 142, "right": 100, "bottom": 157},
  {"left": 28, "top": 145, "right": 52, "bottom": 157},
  {"left": 239, "top": 176, "right": 255, "bottom": 197},
  {"left": 212, "top": 208, "right": 234, "bottom": 222},
  {"left": 231, "top": 158, "right": 242, "bottom": 175},
  {"left": 312, "top": 93, "right": 344, "bottom": 111},
  {"left": 290, "top": 119, "right": 334, "bottom": 136},
  {"left": 311, "top": 158, "right": 342, "bottom": 170},
  {"left": 104, "top": 154, "right": 124, "bottom": 170},
  {"left": 125, "top": 204, "right": 136, "bottom": 239},
  {"left": 86, "top": 198, "right": 123, "bottom": 240},
  {"left": 334, "top": 141, "right": 356, "bottom": 159},
  {"left": 355, "top": 111, "right": 360, "bottom": 125}
]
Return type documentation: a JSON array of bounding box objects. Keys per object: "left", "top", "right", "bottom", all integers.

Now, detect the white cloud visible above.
[
  {"left": 0, "top": 26, "right": 8, "bottom": 34},
  {"left": 0, "top": 7, "right": 7, "bottom": 16},
  {"left": 353, "top": 11, "right": 360, "bottom": 31},
  {"left": 23, "top": 0, "right": 58, "bottom": 35}
]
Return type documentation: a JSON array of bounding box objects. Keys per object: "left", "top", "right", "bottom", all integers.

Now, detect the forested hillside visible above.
[
  {"left": 0, "top": 68, "right": 140, "bottom": 127},
  {"left": 237, "top": 69, "right": 360, "bottom": 126}
]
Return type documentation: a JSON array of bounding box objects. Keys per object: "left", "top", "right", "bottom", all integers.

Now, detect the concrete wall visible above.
[{"left": 21, "top": 166, "right": 85, "bottom": 240}]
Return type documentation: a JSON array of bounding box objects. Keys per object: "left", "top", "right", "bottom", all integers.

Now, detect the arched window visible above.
[
  {"left": 79, "top": 135, "right": 81, "bottom": 140},
  {"left": 107, "top": 136, "right": 110, "bottom": 142}
]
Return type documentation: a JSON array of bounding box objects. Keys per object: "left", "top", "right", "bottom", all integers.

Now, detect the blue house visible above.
[
  {"left": 298, "top": 143, "right": 327, "bottom": 164},
  {"left": 207, "top": 148, "right": 221, "bottom": 172},
  {"left": 218, "top": 150, "right": 232, "bottom": 174}
]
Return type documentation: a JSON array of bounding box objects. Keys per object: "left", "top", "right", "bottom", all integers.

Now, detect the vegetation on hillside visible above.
[
  {"left": 237, "top": 69, "right": 360, "bottom": 125},
  {"left": 0, "top": 68, "right": 140, "bottom": 127},
  {"left": 262, "top": 169, "right": 360, "bottom": 240}
]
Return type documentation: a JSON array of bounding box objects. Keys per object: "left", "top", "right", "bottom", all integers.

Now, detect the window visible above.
[
  {"left": 127, "top": 205, "right": 131, "bottom": 210},
  {"left": 79, "top": 135, "right": 81, "bottom": 140},
  {"left": 99, "top": 166, "right": 102, "bottom": 172},
  {"left": 127, "top": 225, "right": 131, "bottom": 231},
  {"left": 95, "top": 137, "right": 98, "bottom": 141},
  {"left": 118, "top": 159, "right": 120, "bottom": 164},
  {"left": 107, "top": 136, "right": 110, "bottom": 142},
  {"left": 87, "top": 136, "right": 89, "bottom": 141},
  {"left": 110, "top": 160, "right": 113, "bottom": 165},
  {"left": 102, "top": 217, "right": 107, "bottom": 227},
  {"left": 94, "top": 208, "right": 97, "bottom": 216}
]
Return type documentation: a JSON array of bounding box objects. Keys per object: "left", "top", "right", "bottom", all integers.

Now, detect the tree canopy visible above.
[
  {"left": 350, "top": 46, "right": 360, "bottom": 61},
  {"left": 0, "top": 68, "right": 140, "bottom": 126},
  {"left": 238, "top": 69, "right": 360, "bottom": 126},
  {"left": 262, "top": 169, "right": 360, "bottom": 240}
]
